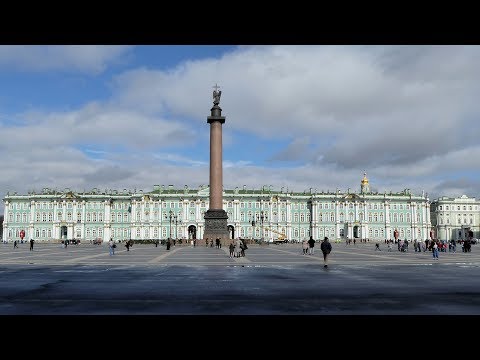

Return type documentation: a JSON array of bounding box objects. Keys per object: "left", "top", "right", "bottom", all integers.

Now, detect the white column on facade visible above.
[{"left": 2, "top": 201, "right": 9, "bottom": 241}]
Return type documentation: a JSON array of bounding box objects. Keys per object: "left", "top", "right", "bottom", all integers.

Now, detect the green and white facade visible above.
[
  {"left": 2, "top": 174, "right": 432, "bottom": 243},
  {"left": 430, "top": 195, "right": 480, "bottom": 241}
]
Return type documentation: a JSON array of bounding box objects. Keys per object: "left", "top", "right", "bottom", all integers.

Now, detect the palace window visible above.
[{"left": 124, "top": 214, "right": 128, "bottom": 222}]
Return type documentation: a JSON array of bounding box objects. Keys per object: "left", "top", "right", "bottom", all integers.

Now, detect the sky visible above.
[{"left": 1, "top": 45, "right": 480, "bottom": 214}]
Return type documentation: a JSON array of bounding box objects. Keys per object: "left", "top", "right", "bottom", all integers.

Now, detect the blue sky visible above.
[{"left": 2, "top": 45, "right": 480, "bottom": 214}]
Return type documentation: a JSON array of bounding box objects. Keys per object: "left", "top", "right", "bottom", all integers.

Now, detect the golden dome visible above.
[{"left": 361, "top": 172, "right": 369, "bottom": 185}]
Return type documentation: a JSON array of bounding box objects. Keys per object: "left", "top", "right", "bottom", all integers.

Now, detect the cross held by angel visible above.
[{"left": 213, "top": 83, "right": 222, "bottom": 105}]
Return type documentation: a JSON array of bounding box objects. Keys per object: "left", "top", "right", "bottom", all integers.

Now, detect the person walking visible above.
[
  {"left": 29, "top": 238, "right": 34, "bottom": 251},
  {"left": 13, "top": 240, "right": 18, "bottom": 249},
  {"left": 320, "top": 236, "right": 332, "bottom": 268},
  {"left": 308, "top": 236, "right": 315, "bottom": 255}
]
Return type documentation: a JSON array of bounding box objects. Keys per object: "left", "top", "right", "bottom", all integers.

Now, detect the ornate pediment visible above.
[
  {"left": 60, "top": 191, "right": 80, "bottom": 200},
  {"left": 343, "top": 193, "right": 361, "bottom": 200}
]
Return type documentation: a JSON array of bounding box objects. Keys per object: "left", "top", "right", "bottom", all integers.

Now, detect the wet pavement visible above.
[{"left": 0, "top": 242, "right": 479, "bottom": 314}]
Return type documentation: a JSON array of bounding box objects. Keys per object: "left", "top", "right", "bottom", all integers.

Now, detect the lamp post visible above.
[
  {"left": 251, "top": 215, "right": 256, "bottom": 242},
  {"left": 260, "top": 210, "right": 265, "bottom": 243}
]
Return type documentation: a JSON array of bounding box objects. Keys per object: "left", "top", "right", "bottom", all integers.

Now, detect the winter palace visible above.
[{"left": 2, "top": 173, "right": 440, "bottom": 243}]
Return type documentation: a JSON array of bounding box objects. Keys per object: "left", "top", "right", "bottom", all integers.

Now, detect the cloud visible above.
[
  {"left": 0, "top": 46, "right": 132, "bottom": 74},
  {"left": 3, "top": 45, "right": 480, "bottom": 215}
]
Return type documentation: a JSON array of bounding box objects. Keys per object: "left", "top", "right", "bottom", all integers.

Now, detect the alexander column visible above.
[{"left": 203, "top": 84, "right": 229, "bottom": 245}]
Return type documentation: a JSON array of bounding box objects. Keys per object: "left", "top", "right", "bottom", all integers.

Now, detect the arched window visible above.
[
  {"left": 400, "top": 214, "right": 404, "bottom": 222},
  {"left": 379, "top": 213, "right": 384, "bottom": 222},
  {"left": 42, "top": 229, "right": 46, "bottom": 238},
  {"left": 330, "top": 213, "right": 334, "bottom": 222},
  {"left": 339, "top": 212, "right": 344, "bottom": 222},
  {"left": 36, "top": 229, "right": 40, "bottom": 237}
]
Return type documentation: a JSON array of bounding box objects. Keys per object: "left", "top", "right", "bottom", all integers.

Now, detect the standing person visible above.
[
  {"left": 302, "top": 239, "right": 309, "bottom": 255},
  {"left": 320, "top": 236, "right": 332, "bottom": 268},
  {"left": 166, "top": 238, "right": 171, "bottom": 251},
  {"left": 13, "top": 240, "right": 18, "bottom": 249},
  {"left": 229, "top": 240, "right": 235, "bottom": 258},
  {"left": 308, "top": 236, "right": 315, "bottom": 255},
  {"left": 125, "top": 240, "right": 131, "bottom": 251},
  {"left": 108, "top": 238, "right": 114, "bottom": 256},
  {"left": 432, "top": 241, "right": 439, "bottom": 260},
  {"left": 30, "top": 238, "right": 35, "bottom": 251}
]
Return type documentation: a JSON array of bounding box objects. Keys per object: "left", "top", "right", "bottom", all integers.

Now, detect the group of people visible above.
[
  {"left": 229, "top": 238, "right": 248, "bottom": 257},
  {"left": 301, "top": 236, "right": 332, "bottom": 268}
]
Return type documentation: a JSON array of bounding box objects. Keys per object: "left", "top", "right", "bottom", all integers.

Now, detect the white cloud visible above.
[
  {"left": 3, "top": 45, "right": 480, "bottom": 215},
  {"left": 0, "top": 45, "right": 132, "bottom": 74}
]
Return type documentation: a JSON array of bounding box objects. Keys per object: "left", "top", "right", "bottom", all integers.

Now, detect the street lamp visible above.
[
  {"left": 251, "top": 215, "right": 256, "bottom": 242},
  {"left": 260, "top": 210, "right": 265, "bottom": 243}
]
